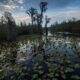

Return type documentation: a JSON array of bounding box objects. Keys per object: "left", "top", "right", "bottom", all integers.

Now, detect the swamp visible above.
[{"left": 0, "top": 0, "right": 80, "bottom": 80}]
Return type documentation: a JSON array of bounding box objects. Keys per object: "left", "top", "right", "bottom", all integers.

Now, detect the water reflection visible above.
[
  {"left": 0, "top": 37, "right": 80, "bottom": 62},
  {"left": 16, "top": 37, "right": 80, "bottom": 61},
  {"left": 1, "top": 37, "right": 80, "bottom": 80}
]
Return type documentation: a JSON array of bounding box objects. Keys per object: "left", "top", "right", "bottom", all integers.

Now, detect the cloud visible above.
[
  {"left": 0, "top": 0, "right": 24, "bottom": 11},
  {"left": 0, "top": 3, "right": 18, "bottom": 11},
  {"left": 46, "top": 0, "right": 80, "bottom": 9},
  {"left": 14, "top": 13, "right": 31, "bottom": 24},
  {"left": 15, "top": 16, "right": 30, "bottom": 21},
  {"left": 47, "top": 8, "right": 80, "bottom": 24},
  {"left": 0, "top": 0, "right": 80, "bottom": 25},
  {"left": 50, "top": 10, "right": 80, "bottom": 19},
  {"left": 17, "top": 0, "right": 24, "bottom": 4}
]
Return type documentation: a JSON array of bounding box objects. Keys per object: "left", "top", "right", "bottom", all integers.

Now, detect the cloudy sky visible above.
[{"left": 0, "top": 0, "right": 80, "bottom": 25}]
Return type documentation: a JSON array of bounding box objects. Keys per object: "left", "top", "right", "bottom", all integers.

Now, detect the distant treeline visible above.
[
  {"left": 49, "top": 19, "right": 80, "bottom": 34},
  {"left": 17, "top": 23, "right": 41, "bottom": 35},
  {"left": 0, "top": 19, "right": 41, "bottom": 41}
]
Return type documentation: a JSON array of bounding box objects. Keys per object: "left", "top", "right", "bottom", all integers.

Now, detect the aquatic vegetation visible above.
[
  {"left": 52, "top": 78, "right": 58, "bottom": 80},
  {"left": 10, "top": 76, "right": 17, "bottom": 80},
  {"left": 32, "top": 74, "right": 38, "bottom": 80},
  {"left": 64, "top": 67, "right": 74, "bottom": 73},
  {"left": 38, "top": 70, "right": 44, "bottom": 75},
  {"left": 76, "top": 50, "right": 80, "bottom": 57},
  {"left": 61, "top": 74, "right": 66, "bottom": 79},
  {"left": 0, "top": 70, "right": 5, "bottom": 78},
  {"left": 0, "top": 36, "right": 80, "bottom": 80},
  {"left": 71, "top": 75, "right": 80, "bottom": 80}
]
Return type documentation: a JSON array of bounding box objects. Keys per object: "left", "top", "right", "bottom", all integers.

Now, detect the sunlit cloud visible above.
[
  {"left": 14, "top": 15, "right": 31, "bottom": 24},
  {"left": 17, "top": 0, "right": 24, "bottom": 4},
  {"left": 15, "top": 16, "right": 30, "bottom": 21},
  {"left": 0, "top": 0, "right": 24, "bottom": 11},
  {"left": 2, "top": 4, "right": 18, "bottom": 11}
]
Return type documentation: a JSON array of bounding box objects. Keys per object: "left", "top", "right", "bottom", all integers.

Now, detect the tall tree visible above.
[
  {"left": 0, "top": 17, "right": 7, "bottom": 41},
  {"left": 36, "top": 13, "right": 43, "bottom": 35},
  {"left": 26, "top": 7, "right": 37, "bottom": 25},
  {"left": 40, "top": 1, "right": 48, "bottom": 24},
  {"left": 38, "top": 1, "right": 48, "bottom": 35},
  {"left": 45, "top": 16, "right": 51, "bottom": 42},
  {"left": 2, "top": 11, "right": 17, "bottom": 41}
]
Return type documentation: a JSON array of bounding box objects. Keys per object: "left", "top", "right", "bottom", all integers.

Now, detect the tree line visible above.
[{"left": 49, "top": 18, "right": 80, "bottom": 35}]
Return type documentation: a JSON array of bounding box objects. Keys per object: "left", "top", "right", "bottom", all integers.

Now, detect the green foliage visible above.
[
  {"left": 49, "top": 19, "right": 80, "bottom": 35},
  {"left": 0, "top": 12, "right": 17, "bottom": 41},
  {"left": 0, "top": 24, "right": 7, "bottom": 41},
  {"left": 17, "top": 23, "right": 39, "bottom": 35},
  {"left": 71, "top": 75, "right": 80, "bottom": 80},
  {"left": 0, "top": 70, "right": 5, "bottom": 78}
]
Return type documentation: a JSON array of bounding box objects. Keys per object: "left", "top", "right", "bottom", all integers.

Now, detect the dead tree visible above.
[{"left": 45, "top": 16, "right": 51, "bottom": 42}]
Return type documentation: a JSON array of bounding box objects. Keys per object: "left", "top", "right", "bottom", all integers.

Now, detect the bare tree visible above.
[
  {"left": 37, "top": 1, "right": 48, "bottom": 35},
  {"left": 26, "top": 7, "right": 37, "bottom": 25},
  {"left": 40, "top": 1, "right": 48, "bottom": 24},
  {"left": 26, "top": 1, "right": 48, "bottom": 35},
  {"left": 2, "top": 11, "right": 17, "bottom": 41},
  {"left": 45, "top": 16, "right": 51, "bottom": 42},
  {"left": 36, "top": 13, "right": 43, "bottom": 35}
]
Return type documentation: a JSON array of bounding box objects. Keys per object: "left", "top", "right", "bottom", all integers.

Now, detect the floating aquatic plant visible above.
[
  {"left": 0, "top": 70, "right": 5, "bottom": 78},
  {"left": 71, "top": 75, "right": 80, "bottom": 80},
  {"left": 64, "top": 67, "right": 74, "bottom": 73},
  {"left": 32, "top": 74, "right": 38, "bottom": 80}
]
